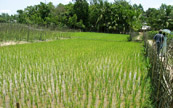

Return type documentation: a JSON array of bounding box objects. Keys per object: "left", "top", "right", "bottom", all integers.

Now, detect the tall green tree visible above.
[
  {"left": 73, "top": 0, "right": 89, "bottom": 29},
  {"left": 17, "top": 10, "right": 26, "bottom": 23},
  {"left": 145, "top": 4, "right": 173, "bottom": 30},
  {"left": 0, "top": 13, "right": 11, "bottom": 22},
  {"left": 14, "top": 1, "right": 172, "bottom": 32}
]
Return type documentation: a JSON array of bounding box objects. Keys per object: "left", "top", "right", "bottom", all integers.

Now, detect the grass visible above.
[
  {"left": 70, "top": 32, "right": 129, "bottom": 41},
  {"left": 0, "top": 23, "right": 71, "bottom": 42},
  {"left": 0, "top": 31, "right": 152, "bottom": 107}
]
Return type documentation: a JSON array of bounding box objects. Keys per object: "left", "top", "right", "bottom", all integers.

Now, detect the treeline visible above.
[{"left": 0, "top": 0, "right": 173, "bottom": 33}]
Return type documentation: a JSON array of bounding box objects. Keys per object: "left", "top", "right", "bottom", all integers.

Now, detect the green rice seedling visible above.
[
  {"left": 2, "top": 94, "right": 6, "bottom": 108},
  {"left": 132, "top": 81, "right": 139, "bottom": 107},
  {"left": 98, "top": 91, "right": 105, "bottom": 108},
  {"left": 24, "top": 89, "right": 28, "bottom": 105},
  {"left": 139, "top": 79, "right": 146, "bottom": 108},
  {"left": 125, "top": 93, "right": 130, "bottom": 108},
  {"left": 30, "top": 93, "right": 34, "bottom": 108},
  {"left": 10, "top": 94, "right": 14, "bottom": 108},
  {"left": 91, "top": 89, "right": 96, "bottom": 107},
  {"left": 0, "top": 32, "right": 152, "bottom": 107},
  {"left": 34, "top": 92, "right": 38, "bottom": 108},
  {"left": 58, "top": 81, "right": 62, "bottom": 103},
  {"left": 117, "top": 81, "right": 121, "bottom": 108},
  {"left": 108, "top": 91, "right": 113, "bottom": 108},
  {"left": 84, "top": 79, "right": 89, "bottom": 108}
]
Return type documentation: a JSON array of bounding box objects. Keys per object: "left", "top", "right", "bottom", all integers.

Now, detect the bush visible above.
[
  {"left": 0, "top": 17, "right": 6, "bottom": 23},
  {"left": 147, "top": 31, "right": 158, "bottom": 39},
  {"left": 147, "top": 31, "right": 173, "bottom": 40}
]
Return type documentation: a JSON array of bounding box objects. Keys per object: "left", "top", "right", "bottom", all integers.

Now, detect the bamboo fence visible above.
[{"left": 143, "top": 32, "right": 173, "bottom": 108}]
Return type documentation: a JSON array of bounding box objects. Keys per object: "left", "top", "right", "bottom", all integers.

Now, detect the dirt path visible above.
[
  {"left": 0, "top": 37, "right": 70, "bottom": 47},
  {"left": 136, "top": 32, "right": 143, "bottom": 40},
  {"left": 0, "top": 41, "right": 29, "bottom": 47},
  {"left": 0, "top": 40, "right": 52, "bottom": 47},
  {"left": 148, "top": 40, "right": 153, "bottom": 46},
  {"left": 147, "top": 39, "right": 173, "bottom": 80}
]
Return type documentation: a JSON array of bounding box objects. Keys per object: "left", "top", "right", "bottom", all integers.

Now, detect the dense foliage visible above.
[
  {"left": 145, "top": 30, "right": 173, "bottom": 39},
  {"left": 145, "top": 4, "right": 173, "bottom": 30},
  {"left": 0, "top": 0, "right": 173, "bottom": 32}
]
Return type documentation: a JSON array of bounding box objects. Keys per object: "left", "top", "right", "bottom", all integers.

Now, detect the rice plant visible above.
[{"left": 0, "top": 32, "right": 152, "bottom": 107}]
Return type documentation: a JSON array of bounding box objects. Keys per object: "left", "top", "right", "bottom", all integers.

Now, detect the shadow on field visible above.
[{"left": 133, "top": 40, "right": 143, "bottom": 43}]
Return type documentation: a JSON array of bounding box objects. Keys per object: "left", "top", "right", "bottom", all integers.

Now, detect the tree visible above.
[
  {"left": 14, "top": 1, "right": 172, "bottom": 32},
  {"left": 73, "top": 0, "right": 89, "bottom": 29},
  {"left": 145, "top": 4, "right": 173, "bottom": 30},
  {"left": 68, "top": 14, "right": 77, "bottom": 28},
  {"left": 17, "top": 10, "right": 26, "bottom": 23}
]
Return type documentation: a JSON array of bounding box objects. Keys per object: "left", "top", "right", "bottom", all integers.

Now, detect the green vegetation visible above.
[
  {"left": 0, "top": 0, "right": 172, "bottom": 107},
  {"left": 1, "top": 0, "right": 173, "bottom": 32},
  {"left": 145, "top": 30, "right": 173, "bottom": 40},
  {"left": 146, "top": 31, "right": 159, "bottom": 39},
  {"left": 0, "top": 23, "right": 71, "bottom": 42},
  {"left": 145, "top": 4, "right": 173, "bottom": 30},
  {"left": 0, "top": 32, "right": 152, "bottom": 107},
  {"left": 70, "top": 32, "right": 129, "bottom": 41}
]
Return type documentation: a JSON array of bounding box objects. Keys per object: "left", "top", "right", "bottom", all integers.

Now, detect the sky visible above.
[{"left": 0, "top": 0, "right": 173, "bottom": 15}]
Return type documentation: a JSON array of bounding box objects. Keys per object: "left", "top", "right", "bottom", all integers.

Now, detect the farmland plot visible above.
[{"left": 0, "top": 33, "right": 151, "bottom": 107}]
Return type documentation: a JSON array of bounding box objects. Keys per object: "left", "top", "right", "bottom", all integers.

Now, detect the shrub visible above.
[{"left": 147, "top": 31, "right": 158, "bottom": 39}]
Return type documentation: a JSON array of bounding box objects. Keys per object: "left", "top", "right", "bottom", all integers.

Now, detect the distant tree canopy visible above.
[
  {"left": 146, "top": 4, "right": 173, "bottom": 30},
  {"left": 0, "top": 0, "right": 173, "bottom": 32},
  {"left": 0, "top": 13, "right": 17, "bottom": 23}
]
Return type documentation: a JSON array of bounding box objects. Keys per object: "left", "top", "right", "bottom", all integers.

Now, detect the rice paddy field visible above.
[{"left": 0, "top": 32, "right": 152, "bottom": 107}]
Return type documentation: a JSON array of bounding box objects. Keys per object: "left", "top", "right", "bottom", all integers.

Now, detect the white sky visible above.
[{"left": 0, "top": 0, "right": 173, "bottom": 15}]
